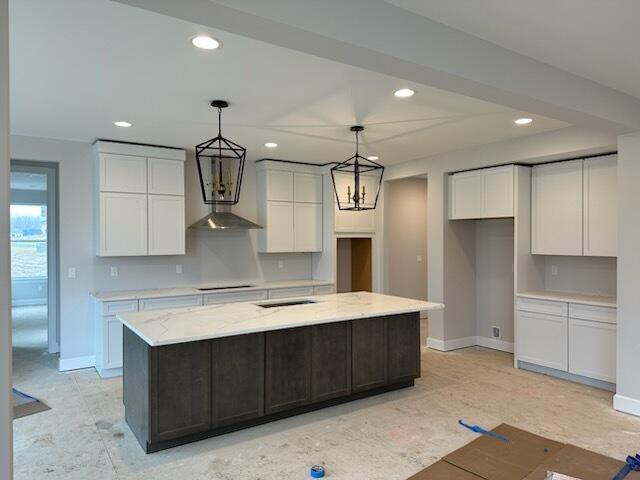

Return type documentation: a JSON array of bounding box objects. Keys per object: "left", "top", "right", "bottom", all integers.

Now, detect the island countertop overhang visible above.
[{"left": 117, "top": 291, "right": 445, "bottom": 347}]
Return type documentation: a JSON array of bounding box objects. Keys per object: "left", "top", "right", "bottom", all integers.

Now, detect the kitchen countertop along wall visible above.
[{"left": 92, "top": 279, "right": 333, "bottom": 302}]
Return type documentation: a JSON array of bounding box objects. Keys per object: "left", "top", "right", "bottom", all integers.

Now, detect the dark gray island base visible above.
[{"left": 123, "top": 312, "right": 420, "bottom": 453}]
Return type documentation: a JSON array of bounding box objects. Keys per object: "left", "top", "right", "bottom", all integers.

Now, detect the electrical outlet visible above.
[
  {"left": 551, "top": 265, "right": 559, "bottom": 276},
  {"left": 278, "top": 260, "right": 284, "bottom": 269},
  {"left": 176, "top": 264, "right": 183, "bottom": 274},
  {"left": 110, "top": 266, "right": 119, "bottom": 277},
  {"left": 492, "top": 326, "right": 501, "bottom": 339},
  {"left": 67, "top": 267, "right": 76, "bottom": 279},
  {"left": 416, "top": 255, "right": 423, "bottom": 263}
]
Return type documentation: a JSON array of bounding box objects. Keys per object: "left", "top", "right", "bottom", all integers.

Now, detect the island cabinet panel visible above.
[
  {"left": 387, "top": 313, "right": 421, "bottom": 383},
  {"left": 265, "top": 327, "right": 312, "bottom": 414},
  {"left": 351, "top": 317, "right": 388, "bottom": 392},
  {"left": 150, "top": 340, "right": 212, "bottom": 443},
  {"left": 211, "top": 333, "right": 265, "bottom": 428},
  {"left": 311, "top": 322, "right": 352, "bottom": 402},
  {"left": 123, "top": 328, "right": 151, "bottom": 448}
]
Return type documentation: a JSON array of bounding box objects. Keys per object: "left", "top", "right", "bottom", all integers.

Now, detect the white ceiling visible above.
[
  {"left": 386, "top": 0, "right": 640, "bottom": 100},
  {"left": 9, "top": 0, "right": 569, "bottom": 165}
]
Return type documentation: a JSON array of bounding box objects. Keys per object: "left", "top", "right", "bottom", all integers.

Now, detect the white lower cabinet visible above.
[
  {"left": 203, "top": 289, "right": 268, "bottom": 305},
  {"left": 569, "top": 318, "right": 616, "bottom": 382},
  {"left": 516, "top": 310, "right": 568, "bottom": 371},
  {"left": 104, "top": 317, "right": 124, "bottom": 370},
  {"left": 268, "top": 286, "right": 315, "bottom": 299}
]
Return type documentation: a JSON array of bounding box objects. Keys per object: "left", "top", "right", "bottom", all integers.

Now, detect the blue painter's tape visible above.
[
  {"left": 458, "top": 419, "right": 510, "bottom": 444},
  {"left": 310, "top": 465, "right": 325, "bottom": 478}
]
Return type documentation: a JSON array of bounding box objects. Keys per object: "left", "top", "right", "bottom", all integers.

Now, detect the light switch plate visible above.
[
  {"left": 68, "top": 267, "right": 76, "bottom": 279},
  {"left": 110, "top": 266, "right": 119, "bottom": 277},
  {"left": 278, "top": 260, "right": 284, "bottom": 269},
  {"left": 551, "top": 265, "right": 559, "bottom": 276},
  {"left": 176, "top": 264, "right": 183, "bottom": 274},
  {"left": 417, "top": 255, "right": 423, "bottom": 262}
]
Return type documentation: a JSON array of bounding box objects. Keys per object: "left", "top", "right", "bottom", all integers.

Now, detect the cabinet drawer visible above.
[
  {"left": 268, "top": 286, "right": 315, "bottom": 299},
  {"left": 569, "top": 318, "right": 616, "bottom": 383},
  {"left": 569, "top": 303, "right": 616, "bottom": 324},
  {"left": 516, "top": 297, "right": 567, "bottom": 317},
  {"left": 139, "top": 295, "right": 202, "bottom": 311},
  {"left": 102, "top": 299, "right": 139, "bottom": 315},
  {"left": 313, "top": 285, "right": 335, "bottom": 296},
  {"left": 204, "top": 290, "right": 268, "bottom": 305}
]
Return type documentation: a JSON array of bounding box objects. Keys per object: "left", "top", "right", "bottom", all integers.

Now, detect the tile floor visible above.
[{"left": 12, "top": 322, "right": 640, "bottom": 479}]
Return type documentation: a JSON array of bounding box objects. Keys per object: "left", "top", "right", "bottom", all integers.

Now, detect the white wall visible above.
[
  {"left": 0, "top": 0, "right": 12, "bottom": 476},
  {"left": 10, "top": 135, "right": 315, "bottom": 366},
  {"left": 615, "top": 132, "right": 640, "bottom": 416},
  {"left": 386, "top": 126, "right": 616, "bottom": 345},
  {"left": 383, "top": 177, "right": 428, "bottom": 301}
]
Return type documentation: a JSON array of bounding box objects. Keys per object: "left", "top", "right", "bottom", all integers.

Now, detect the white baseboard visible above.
[
  {"left": 59, "top": 355, "right": 95, "bottom": 372},
  {"left": 426, "top": 336, "right": 476, "bottom": 351},
  {"left": 476, "top": 336, "right": 514, "bottom": 353},
  {"left": 614, "top": 394, "right": 640, "bottom": 417},
  {"left": 426, "top": 336, "right": 514, "bottom": 353}
]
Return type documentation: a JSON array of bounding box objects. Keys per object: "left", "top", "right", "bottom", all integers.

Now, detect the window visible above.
[{"left": 10, "top": 204, "right": 47, "bottom": 279}]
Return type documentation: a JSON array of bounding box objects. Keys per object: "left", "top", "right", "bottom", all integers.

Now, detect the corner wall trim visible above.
[
  {"left": 614, "top": 394, "right": 640, "bottom": 417},
  {"left": 427, "top": 336, "right": 514, "bottom": 353},
  {"left": 59, "top": 355, "right": 95, "bottom": 372},
  {"left": 476, "top": 336, "right": 515, "bottom": 353}
]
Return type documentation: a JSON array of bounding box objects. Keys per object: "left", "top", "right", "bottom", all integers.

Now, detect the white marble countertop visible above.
[
  {"left": 92, "top": 279, "right": 333, "bottom": 302},
  {"left": 118, "top": 292, "right": 445, "bottom": 346},
  {"left": 517, "top": 291, "right": 616, "bottom": 307}
]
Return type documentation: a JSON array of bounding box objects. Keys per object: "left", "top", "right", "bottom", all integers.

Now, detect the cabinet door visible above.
[
  {"left": 294, "top": 173, "right": 322, "bottom": 203},
  {"left": 264, "top": 201, "right": 294, "bottom": 252},
  {"left": 583, "top": 155, "right": 617, "bottom": 257},
  {"left": 531, "top": 160, "right": 583, "bottom": 255},
  {"left": 449, "top": 171, "right": 482, "bottom": 219},
  {"left": 516, "top": 310, "right": 568, "bottom": 371},
  {"left": 387, "top": 313, "right": 420, "bottom": 383},
  {"left": 104, "top": 316, "right": 123, "bottom": 369},
  {"left": 481, "top": 165, "right": 514, "bottom": 218},
  {"left": 569, "top": 318, "right": 616, "bottom": 382},
  {"left": 148, "top": 195, "right": 185, "bottom": 255},
  {"left": 150, "top": 341, "right": 211, "bottom": 443},
  {"left": 334, "top": 206, "right": 376, "bottom": 233},
  {"left": 266, "top": 170, "right": 294, "bottom": 202},
  {"left": 148, "top": 158, "right": 184, "bottom": 196},
  {"left": 311, "top": 322, "right": 351, "bottom": 402},
  {"left": 99, "top": 192, "right": 148, "bottom": 256},
  {"left": 351, "top": 317, "right": 387, "bottom": 392},
  {"left": 99, "top": 153, "right": 147, "bottom": 193},
  {"left": 212, "top": 333, "right": 265, "bottom": 427},
  {"left": 265, "top": 327, "right": 312, "bottom": 414},
  {"left": 294, "top": 203, "right": 322, "bottom": 252}
]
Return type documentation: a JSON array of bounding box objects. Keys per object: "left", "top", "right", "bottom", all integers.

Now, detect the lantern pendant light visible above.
[
  {"left": 331, "top": 125, "right": 384, "bottom": 211},
  {"left": 195, "top": 100, "right": 246, "bottom": 205}
]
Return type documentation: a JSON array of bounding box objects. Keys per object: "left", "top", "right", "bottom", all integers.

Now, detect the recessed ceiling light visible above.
[
  {"left": 367, "top": 156, "right": 379, "bottom": 161},
  {"left": 264, "top": 142, "right": 278, "bottom": 148},
  {"left": 113, "top": 121, "right": 132, "bottom": 128},
  {"left": 191, "top": 35, "right": 221, "bottom": 50},
  {"left": 394, "top": 88, "right": 415, "bottom": 98},
  {"left": 514, "top": 117, "right": 533, "bottom": 125}
]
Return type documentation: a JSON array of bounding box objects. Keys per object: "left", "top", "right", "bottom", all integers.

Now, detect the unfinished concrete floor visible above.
[{"left": 13, "top": 341, "right": 640, "bottom": 479}]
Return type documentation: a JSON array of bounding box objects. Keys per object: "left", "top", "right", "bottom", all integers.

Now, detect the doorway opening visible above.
[
  {"left": 336, "top": 237, "right": 372, "bottom": 293},
  {"left": 10, "top": 162, "right": 59, "bottom": 371}
]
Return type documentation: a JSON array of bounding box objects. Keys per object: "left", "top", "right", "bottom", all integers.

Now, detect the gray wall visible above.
[
  {"left": 476, "top": 219, "right": 515, "bottom": 343},
  {"left": 544, "top": 256, "right": 616, "bottom": 296},
  {"left": 0, "top": 0, "right": 12, "bottom": 475},
  {"left": 10, "top": 135, "right": 314, "bottom": 364},
  {"left": 383, "top": 177, "right": 428, "bottom": 301},
  {"left": 616, "top": 132, "right": 640, "bottom": 414}
]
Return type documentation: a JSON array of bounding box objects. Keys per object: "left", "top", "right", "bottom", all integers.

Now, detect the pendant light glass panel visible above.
[
  {"left": 195, "top": 100, "right": 246, "bottom": 205},
  {"left": 331, "top": 126, "right": 384, "bottom": 211}
]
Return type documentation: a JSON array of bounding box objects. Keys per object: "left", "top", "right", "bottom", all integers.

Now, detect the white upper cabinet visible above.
[
  {"left": 99, "top": 154, "right": 147, "bottom": 193},
  {"left": 482, "top": 165, "right": 514, "bottom": 218},
  {"left": 332, "top": 172, "right": 377, "bottom": 233},
  {"left": 583, "top": 155, "right": 617, "bottom": 257},
  {"left": 531, "top": 160, "right": 583, "bottom": 256},
  {"left": 448, "top": 165, "right": 514, "bottom": 220},
  {"left": 148, "top": 157, "right": 184, "bottom": 196},
  {"left": 95, "top": 141, "right": 186, "bottom": 257},
  {"left": 257, "top": 162, "right": 323, "bottom": 252},
  {"left": 99, "top": 192, "right": 148, "bottom": 256},
  {"left": 148, "top": 195, "right": 185, "bottom": 255},
  {"left": 294, "top": 173, "right": 322, "bottom": 203}
]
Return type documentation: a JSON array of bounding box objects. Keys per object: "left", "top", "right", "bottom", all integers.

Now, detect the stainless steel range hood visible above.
[{"left": 189, "top": 205, "right": 262, "bottom": 230}]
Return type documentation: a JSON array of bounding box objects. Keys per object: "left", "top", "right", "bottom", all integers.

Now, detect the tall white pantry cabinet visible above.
[{"left": 94, "top": 141, "right": 186, "bottom": 256}]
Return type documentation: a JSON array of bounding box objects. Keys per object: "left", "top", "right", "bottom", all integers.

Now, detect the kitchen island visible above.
[{"left": 118, "top": 292, "right": 444, "bottom": 452}]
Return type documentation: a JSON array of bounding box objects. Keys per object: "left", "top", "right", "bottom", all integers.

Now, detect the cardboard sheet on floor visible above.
[{"left": 408, "top": 424, "right": 640, "bottom": 480}]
